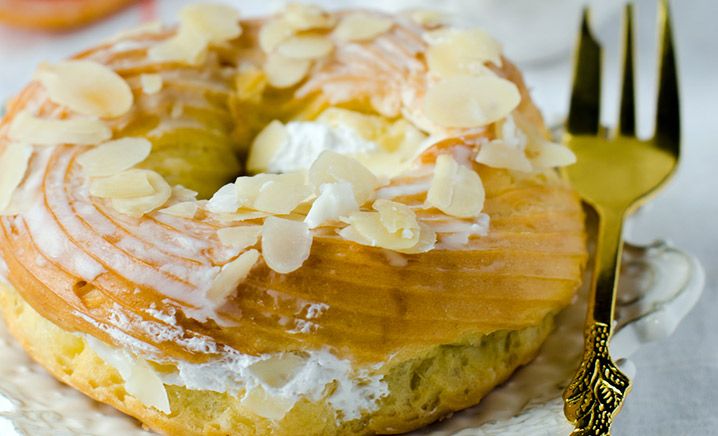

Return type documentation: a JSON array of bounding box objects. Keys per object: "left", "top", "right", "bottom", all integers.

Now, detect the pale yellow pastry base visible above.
[{"left": 0, "top": 283, "right": 555, "bottom": 435}]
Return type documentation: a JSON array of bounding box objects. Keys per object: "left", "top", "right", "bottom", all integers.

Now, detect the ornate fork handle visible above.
[{"left": 564, "top": 211, "right": 632, "bottom": 435}]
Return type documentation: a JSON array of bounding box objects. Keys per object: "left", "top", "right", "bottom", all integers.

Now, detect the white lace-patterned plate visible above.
[{"left": 0, "top": 238, "right": 704, "bottom": 435}]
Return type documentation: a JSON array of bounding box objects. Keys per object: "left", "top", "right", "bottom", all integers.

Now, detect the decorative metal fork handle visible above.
[{"left": 563, "top": 1, "right": 680, "bottom": 435}]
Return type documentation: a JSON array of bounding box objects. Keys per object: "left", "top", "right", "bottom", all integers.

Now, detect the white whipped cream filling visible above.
[
  {"left": 78, "top": 303, "right": 388, "bottom": 422},
  {"left": 267, "top": 121, "right": 378, "bottom": 174}
]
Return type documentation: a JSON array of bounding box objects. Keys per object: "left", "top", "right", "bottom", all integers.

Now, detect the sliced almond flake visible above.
[
  {"left": 426, "top": 28, "right": 502, "bottom": 77},
  {"left": 334, "top": 13, "right": 393, "bottom": 42},
  {"left": 9, "top": 110, "right": 111, "bottom": 146},
  {"left": 276, "top": 35, "right": 334, "bottom": 60},
  {"left": 171, "top": 185, "right": 198, "bottom": 202},
  {"left": 34, "top": 60, "right": 133, "bottom": 118},
  {"left": 125, "top": 358, "right": 170, "bottom": 414},
  {"left": 304, "top": 181, "right": 358, "bottom": 229},
  {"left": 253, "top": 173, "right": 312, "bottom": 215},
  {"left": 215, "top": 209, "right": 271, "bottom": 223},
  {"left": 207, "top": 183, "right": 239, "bottom": 214},
  {"left": 217, "top": 225, "right": 262, "bottom": 249},
  {"left": 264, "top": 53, "right": 311, "bottom": 88},
  {"left": 261, "top": 217, "right": 312, "bottom": 274},
  {"left": 529, "top": 141, "right": 577, "bottom": 169},
  {"left": 241, "top": 386, "right": 295, "bottom": 420},
  {"left": 341, "top": 210, "right": 419, "bottom": 250},
  {"left": 0, "top": 143, "right": 32, "bottom": 213},
  {"left": 77, "top": 137, "right": 152, "bottom": 177},
  {"left": 180, "top": 3, "right": 242, "bottom": 43},
  {"left": 206, "top": 249, "right": 260, "bottom": 303},
  {"left": 423, "top": 76, "right": 520, "bottom": 128},
  {"left": 148, "top": 27, "right": 208, "bottom": 65},
  {"left": 111, "top": 170, "right": 171, "bottom": 217},
  {"left": 283, "top": 3, "right": 336, "bottom": 31},
  {"left": 158, "top": 201, "right": 198, "bottom": 218},
  {"left": 475, "top": 140, "right": 533, "bottom": 172},
  {"left": 426, "top": 154, "right": 485, "bottom": 218},
  {"left": 247, "top": 120, "right": 287, "bottom": 174},
  {"left": 89, "top": 170, "right": 155, "bottom": 199},
  {"left": 234, "top": 174, "right": 272, "bottom": 207},
  {"left": 408, "top": 9, "right": 446, "bottom": 28},
  {"left": 373, "top": 199, "right": 419, "bottom": 236},
  {"left": 308, "top": 150, "right": 379, "bottom": 205},
  {"left": 396, "top": 223, "right": 437, "bottom": 254},
  {"left": 259, "top": 19, "right": 295, "bottom": 53},
  {"left": 140, "top": 74, "right": 163, "bottom": 94}
]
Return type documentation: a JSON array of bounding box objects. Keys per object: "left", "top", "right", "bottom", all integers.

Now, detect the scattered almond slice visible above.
[
  {"left": 9, "top": 110, "right": 111, "bottom": 146},
  {"left": 241, "top": 386, "right": 295, "bottom": 421},
  {"left": 426, "top": 154, "right": 485, "bottom": 218},
  {"left": 125, "top": 358, "right": 170, "bottom": 414},
  {"left": 206, "top": 249, "right": 260, "bottom": 303},
  {"left": 308, "top": 150, "right": 379, "bottom": 205},
  {"left": 253, "top": 177, "right": 313, "bottom": 215},
  {"left": 207, "top": 183, "right": 240, "bottom": 214},
  {"left": 235, "top": 174, "right": 273, "bottom": 207},
  {"left": 34, "top": 60, "right": 133, "bottom": 118},
  {"left": 264, "top": 53, "right": 311, "bottom": 88},
  {"left": 475, "top": 140, "right": 533, "bottom": 172},
  {"left": 373, "top": 199, "right": 420, "bottom": 236},
  {"left": 215, "top": 209, "right": 271, "bottom": 223},
  {"left": 304, "top": 181, "right": 358, "bottom": 229},
  {"left": 395, "top": 223, "right": 437, "bottom": 254},
  {"left": 217, "top": 225, "right": 262, "bottom": 249},
  {"left": 341, "top": 210, "right": 419, "bottom": 250},
  {"left": 89, "top": 170, "right": 154, "bottom": 199},
  {"left": 247, "top": 120, "right": 287, "bottom": 174},
  {"left": 261, "top": 217, "right": 312, "bottom": 274},
  {"left": 111, "top": 170, "right": 171, "bottom": 217},
  {"left": 334, "top": 12, "right": 393, "bottom": 42},
  {"left": 158, "top": 201, "right": 198, "bottom": 218},
  {"left": 283, "top": 3, "right": 336, "bottom": 31},
  {"left": 170, "top": 185, "right": 198, "bottom": 202},
  {"left": 0, "top": 143, "right": 32, "bottom": 213},
  {"left": 408, "top": 9, "right": 446, "bottom": 28},
  {"left": 529, "top": 141, "right": 577, "bottom": 169},
  {"left": 140, "top": 74, "right": 163, "bottom": 94},
  {"left": 259, "top": 19, "right": 295, "bottom": 53},
  {"left": 276, "top": 35, "right": 334, "bottom": 60},
  {"left": 423, "top": 76, "right": 521, "bottom": 128},
  {"left": 77, "top": 137, "right": 152, "bottom": 177},
  {"left": 426, "top": 28, "right": 502, "bottom": 77},
  {"left": 149, "top": 3, "right": 241, "bottom": 64}
]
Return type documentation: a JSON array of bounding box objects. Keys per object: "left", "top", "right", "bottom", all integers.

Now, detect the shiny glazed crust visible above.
[{"left": 0, "top": 7, "right": 588, "bottom": 435}]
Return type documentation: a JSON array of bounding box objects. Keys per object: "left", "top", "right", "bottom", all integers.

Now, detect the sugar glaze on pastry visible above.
[{"left": 0, "top": 3, "right": 586, "bottom": 435}]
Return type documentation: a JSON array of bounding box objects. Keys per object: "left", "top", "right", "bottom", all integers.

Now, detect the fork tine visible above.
[
  {"left": 567, "top": 9, "right": 602, "bottom": 135},
  {"left": 654, "top": 0, "right": 680, "bottom": 150},
  {"left": 618, "top": 4, "right": 636, "bottom": 136}
]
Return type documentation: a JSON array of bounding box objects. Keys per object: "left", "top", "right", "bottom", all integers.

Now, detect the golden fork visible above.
[{"left": 561, "top": 1, "right": 680, "bottom": 434}]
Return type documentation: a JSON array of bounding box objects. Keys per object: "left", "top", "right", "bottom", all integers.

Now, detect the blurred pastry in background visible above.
[{"left": 0, "top": 0, "right": 137, "bottom": 31}]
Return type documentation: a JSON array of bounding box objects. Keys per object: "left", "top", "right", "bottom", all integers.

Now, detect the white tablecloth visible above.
[{"left": 0, "top": 1, "right": 715, "bottom": 434}]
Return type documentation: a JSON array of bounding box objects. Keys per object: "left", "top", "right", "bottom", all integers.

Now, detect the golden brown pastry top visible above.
[{"left": 0, "top": 4, "right": 586, "bottom": 365}]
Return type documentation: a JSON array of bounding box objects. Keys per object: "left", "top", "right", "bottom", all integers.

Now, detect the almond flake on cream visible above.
[
  {"left": 426, "top": 154, "right": 485, "bottom": 218},
  {"left": 110, "top": 170, "right": 171, "bottom": 217},
  {"left": 9, "top": 110, "right": 111, "bottom": 146},
  {"left": 140, "top": 74, "right": 163, "bottom": 94},
  {"left": 0, "top": 143, "right": 32, "bottom": 213},
  {"left": 89, "top": 170, "right": 155, "bottom": 199},
  {"left": 426, "top": 28, "right": 502, "bottom": 77},
  {"left": 308, "top": 150, "right": 379, "bottom": 206},
  {"left": 283, "top": 3, "right": 336, "bottom": 31},
  {"left": 423, "top": 76, "right": 520, "bottom": 128},
  {"left": 158, "top": 201, "right": 198, "bottom": 218},
  {"left": 34, "top": 60, "right": 133, "bottom": 118},
  {"left": 304, "top": 181, "right": 358, "bottom": 229},
  {"left": 77, "top": 137, "right": 152, "bottom": 177},
  {"left": 247, "top": 120, "right": 287, "bottom": 174},
  {"left": 206, "top": 249, "right": 260, "bottom": 303},
  {"left": 334, "top": 13, "right": 393, "bottom": 42},
  {"left": 264, "top": 53, "right": 311, "bottom": 88},
  {"left": 262, "top": 217, "right": 312, "bottom": 274},
  {"left": 276, "top": 35, "right": 334, "bottom": 60},
  {"left": 217, "top": 225, "right": 262, "bottom": 250}
]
